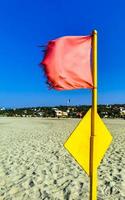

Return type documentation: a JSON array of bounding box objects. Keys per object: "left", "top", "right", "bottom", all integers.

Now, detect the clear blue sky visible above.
[{"left": 0, "top": 0, "right": 125, "bottom": 108}]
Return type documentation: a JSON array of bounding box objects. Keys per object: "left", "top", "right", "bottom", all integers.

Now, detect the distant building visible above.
[
  {"left": 52, "top": 108, "right": 68, "bottom": 118},
  {"left": 106, "top": 104, "right": 111, "bottom": 108},
  {"left": 0, "top": 107, "right": 5, "bottom": 111},
  {"left": 120, "top": 107, "right": 125, "bottom": 117},
  {"left": 37, "top": 112, "right": 43, "bottom": 117},
  {"left": 76, "top": 112, "right": 83, "bottom": 118}
]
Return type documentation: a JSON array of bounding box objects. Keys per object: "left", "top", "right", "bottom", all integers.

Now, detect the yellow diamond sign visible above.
[{"left": 64, "top": 108, "right": 112, "bottom": 176}]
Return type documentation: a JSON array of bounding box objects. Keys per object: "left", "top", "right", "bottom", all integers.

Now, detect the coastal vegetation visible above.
[{"left": 0, "top": 104, "right": 125, "bottom": 119}]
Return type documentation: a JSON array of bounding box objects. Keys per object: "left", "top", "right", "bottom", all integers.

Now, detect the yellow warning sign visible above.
[{"left": 64, "top": 108, "right": 112, "bottom": 176}]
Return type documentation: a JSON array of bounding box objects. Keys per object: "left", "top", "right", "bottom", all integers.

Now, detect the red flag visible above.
[{"left": 41, "top": 36, "right": 93, "bottom": 90}]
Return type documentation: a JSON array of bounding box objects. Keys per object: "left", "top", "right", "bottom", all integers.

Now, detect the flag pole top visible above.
[{"left": 92, "top": 30, "right": 97, "bottom": 35}]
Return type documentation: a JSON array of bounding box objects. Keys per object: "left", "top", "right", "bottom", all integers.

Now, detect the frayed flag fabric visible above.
[{"left": 40, "top": 36, "right": 93, "bottom": 90}]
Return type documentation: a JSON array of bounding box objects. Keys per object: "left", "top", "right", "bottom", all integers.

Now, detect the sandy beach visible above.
[{"left": 0, "top": 117, "right": 125, "bottom": 200}]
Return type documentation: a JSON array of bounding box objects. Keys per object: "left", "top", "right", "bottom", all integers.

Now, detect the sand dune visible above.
[{"left": 0, "top": 117, "right": 125, "bottom": 200}]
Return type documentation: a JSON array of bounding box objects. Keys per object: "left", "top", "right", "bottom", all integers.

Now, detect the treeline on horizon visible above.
[{"left": 0, "top": 104, "right": 125, "bottom": 119}]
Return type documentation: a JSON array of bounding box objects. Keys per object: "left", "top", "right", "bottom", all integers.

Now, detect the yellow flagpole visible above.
[{"left": 90, "top": 30, "right": 98, "bottom": 200}]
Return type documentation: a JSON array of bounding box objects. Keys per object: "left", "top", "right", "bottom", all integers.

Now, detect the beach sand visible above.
[{"left": 0, "top": 117, "right": 125, "bottom": 200}]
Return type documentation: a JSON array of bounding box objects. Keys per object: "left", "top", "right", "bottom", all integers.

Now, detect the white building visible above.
[
  {"left": 120, "top": 107, "right": 125, "bottom": 117},
  {"left": 52, "top": 108, "right": 68, "bottom": 118}
]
